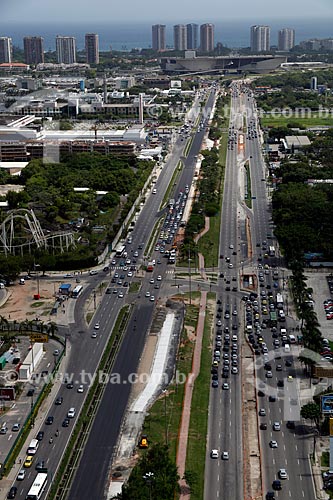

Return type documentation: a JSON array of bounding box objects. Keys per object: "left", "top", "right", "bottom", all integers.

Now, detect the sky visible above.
[{"left": 1, "top": 0, "right": 333, "bottom": 23}]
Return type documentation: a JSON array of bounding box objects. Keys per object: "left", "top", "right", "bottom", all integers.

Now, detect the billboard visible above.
[
  {"left": 321, "top": 394, "right": 333, "bottom": 415},
  {"left": 0, "top": 387, "right": 16, "bottom": 401},
  {"left": 30, "top": 334, "right": 48, "bottom": 343}
]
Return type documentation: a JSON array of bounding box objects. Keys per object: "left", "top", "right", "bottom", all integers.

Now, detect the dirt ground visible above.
[{"left": 0, "top": 277, "right": 75, "bottom": 323}]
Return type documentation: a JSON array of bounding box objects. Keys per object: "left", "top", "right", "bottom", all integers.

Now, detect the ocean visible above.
[{"left": 1, "top": 19, "right": 333, "bottom": 52}]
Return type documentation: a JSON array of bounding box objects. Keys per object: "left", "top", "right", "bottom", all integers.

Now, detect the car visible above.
[
  {"left": 7, "top": 486, "right": 17, "bottom": 499},
  {"left": 269, "top": 440, "right": 278, "bottom": 448},
  {"left": 62, "top": 418, "right": 70, "bottom": 427},
  {"left": 64, "top": 273, "right": 73, "bottom": 278},
  {"left": 67, "top": 407, "right": 76, "bottom": 418},
  {"left": 266, "top": 492, "right": 275, "bottom": 500},
  {"left": 150, "top": 296, "right": 155, "bottom": 302},
  {"left": 17, "top": 469, "right": 26, "bottom": 480},
  {"left": 77, "top": 385, "right": 84, "bottom": 393},
  {"left": 260, "top": 423, "right": 267, "bottom": 430},
  {"left": 27, "top": 388, "right": 35, "bottom": 397},
  {"left": 269, "top": 395, "right": 276, "bottom": 402},
  {"left": 259, "top": 408, "right": 266, "bottom": 416},
  {"left": 211, "top": 449, "right": 219, "bottom": 459},
  {"left": 89, "top": 270, "right": 98, "bottom": 276},
  {"left": 273, "top": 422, "right": 281, "bottom": 431},
  {"left": 11, "top": 423, "right": 20, "bottom": 431},
  {"left": 157, "top": 275, "right": 162, "bottom": 281},
  {"left": 278, "top": 468, "right": 288, "bottom": 479},
  {"left": 36, "top": 431, "right": 44, "bottom": 441},
  {"left": 222, "top": 383, "right": 229, "bottom": 390},
  {"left": 145, "top": 291, "right": 151, "bottom": 298},
  {"left": 111, "top": 259, "right": 116, "bottom": 265},
  {"left": 231, "top": 367, "right": 238, "bottom": 374},
  {"left": 212, "top": 380, "right": 219, "bottom": 388},
  {"left": 149, "top": 278, "right": 155, "bottom": 284},
  {"left": 45, "top": 416, "right": 54, "bottom": 425},
  {"left": 228, "top": 263, "right": 233, "bottom": 269},
  {"left": 127, "top": 271, "right": 133, "bottom": 277},
  {"left": 55, "top": 396, "right": 63, "bottom": 405},
  {"left": 258, "top": 390, "right": 265, "bottom": 397},
  {"left": 24, "top": 455, "right": 34, "bottom": 468},
  {"left": 35, "top": 460, "right": 47, "bottom": 472},
  {"left": 91, "top": 332, "right": 97, "bottom": 338},
  {"left": 272, "top": 480, "right": 282, "bottom": 490},
  {"left": 94, "top": 322, "right": 100, "bottom": 330},
  {"left": 276, "top": 364, "right": 282, "bottom": 371},
  {"left": 118, "top": 292, "right": 124, "bottom": 298},
  {"left": 53, "top": 349, "right": 60, "bottom": 356},
  {"left": 266, "top": 371, "right": 273, "bottom": 378},
  {"left": 222, "top": 451, "right": 229, "bottom": 460},
  {"left": 66, "top": 382, "right": 74, "bottom": 389}
]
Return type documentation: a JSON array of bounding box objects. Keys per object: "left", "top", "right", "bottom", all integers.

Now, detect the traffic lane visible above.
[{"left": 69, "top": 303, "right": 153, "bottom": 500}]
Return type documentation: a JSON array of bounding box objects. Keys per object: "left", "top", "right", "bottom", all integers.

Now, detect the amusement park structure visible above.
[{"left": 0, "top": 208, "right": 75, "bottom": 256}]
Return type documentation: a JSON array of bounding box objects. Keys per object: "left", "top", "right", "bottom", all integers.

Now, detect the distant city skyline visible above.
[{"left": 1, "top": 0, "right": 332, "bottom": 23}]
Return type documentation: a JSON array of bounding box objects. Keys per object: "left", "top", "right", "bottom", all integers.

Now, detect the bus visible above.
[
  {"left": 26, "top": 473, "right": 48, "bottom": 500},
  {"left": 269, "top": 311, "right": 277, "bottom": 327},
  {"left": 269, "top": 246, "right": 275, "bottom": 257},
  {"left": 115, "top": 243, "right": 126, "bottom": 257},
  {"left": 72, "top": 285, "right": 83, "bottom": 298}
]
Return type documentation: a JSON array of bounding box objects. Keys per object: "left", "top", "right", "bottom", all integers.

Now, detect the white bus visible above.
[
  {"left": 72, "top": 285, "right": 83, "bottom": 298},
  {"left": 269, "top": 245, "right": 275, "bottom": 256},
  {"left": 26, "top": 473, "right": 48, "bottom": 500},
  {"left": 27, "top": 438, "right": 39, "bottom": 455},
  {"left": 115, "top": 243, "right": 126, "bottom": 257}
]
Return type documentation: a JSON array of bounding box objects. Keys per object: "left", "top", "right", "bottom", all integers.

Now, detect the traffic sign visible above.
[
  {"left": 30, "top": 334, "right": 48, "bottom": 343},
  {"left": 322, "top": 394, "right": 333, "bottom": 415}
]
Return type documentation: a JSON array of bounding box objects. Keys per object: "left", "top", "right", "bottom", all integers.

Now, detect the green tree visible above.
[{"left": 300, "top": 402, "right": 321, "bottom": 429}]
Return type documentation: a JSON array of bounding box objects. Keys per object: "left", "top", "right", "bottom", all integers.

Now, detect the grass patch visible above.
[
  {"left": 321, "top": 451, "right": 329, "bottom": 467},
  {"left": 245, "top": 163, "right": 252, "bottom": 209},
  {"left": 261, "top": 114, "right": 333, "bottom": 128},
  {"left": 30, "top": 301, "right": 45, "bottom": 308},
  {"left": 184, "top": 136, "right": 194, "bottom": 157},
  {"left": 141, "top": 302, "right": 200, "bottom": 461},
  {"left": 196, "top": 132, "right": 228, "bottom": 269},
  {"left": 86, "top": 311, "right": 94, "bottom": 324},
  {"left": 129, "top": 281, "right": 141, "bottom": 293},
  {"left": 160, "top": 161, "right": 183, "bottom": 210},
  {"left": 185, "top": 294, "right": 214, "bottom": 499}
]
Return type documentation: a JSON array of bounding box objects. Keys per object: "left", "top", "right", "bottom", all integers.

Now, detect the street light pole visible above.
[{"left": 188, "top": 248, "right": 191, "bottom": 305}]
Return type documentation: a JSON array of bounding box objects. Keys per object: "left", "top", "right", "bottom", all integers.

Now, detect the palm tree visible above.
[{"left": 47, "top": 322, "right": 58, "bottom": 338}]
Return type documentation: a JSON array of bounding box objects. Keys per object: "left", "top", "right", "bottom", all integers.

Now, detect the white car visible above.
[
  {"left": 278, "top": 468, "right": 288, "bottom": 479},
  {"left": 127, "top": 271, "right": 133, "bottom": 277},
  {"left": 91, "top": 332, "right": 97, "bottom": 338},
  {"left": 228, "top": 263, "right": 233, "bottom": 269},
  {"left": 118, "top": 292, "right": 124, "bottom": 298},
  {"left": 229, "top": 244, "right": 234, "bottom": 249},
  {"left": 17, "top": 469, "right": 26, "bottom": 480},
  {"left": 269, "top": 440, "right": 278, "bottom": 448},
  {"left": 222, "top": 451, "right": 229, "bottom": 460},
  {"left": 77, "top": 385, "right": 84, "bottom": 393},
  {"left": 273, "top": 422, "right": 281, "bottom": 431},
  {"left": 150, "top": 296, "right": 155, "bottom": 302},
  {"left": 94, "top": 322, "right": 100, "bottom": 330},
  {"left": 67, "top": 407, "right": 76, "bottom": 418},
  {"left": 145, "top": 291, "right": 151, "bottom": 298},
  {"left": 157, "top": 275, "right": 162, "bottom": 281},
  {"left": 231, "top": 367, "right": 238, "bottom": 374},
  {"left": 211, "top": 449, "right": 219, "bottom": 459},
  {"left": 89, "top": 270, "right": 98, "bottom": 276},
  {"left": 222, "top": 383, "right": 229, "bottom": 390}
]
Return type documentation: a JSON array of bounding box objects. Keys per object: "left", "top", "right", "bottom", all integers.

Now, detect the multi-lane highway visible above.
[
  {"left": 204, "top": 86, "right": 244, "bottom": 500},
  {"left": 244, "top": 88, "right": 314, "bottom": 500},
  {"left": 204, "top": 81, "right": 315, "bottom": 500}
]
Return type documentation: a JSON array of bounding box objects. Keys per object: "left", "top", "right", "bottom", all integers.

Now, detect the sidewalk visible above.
[
  {"left": 194, "top": 217, "right": 210, "bottom": 281},
  {"left": 176, "top": 291, "right": 207, "bottom": 499}
]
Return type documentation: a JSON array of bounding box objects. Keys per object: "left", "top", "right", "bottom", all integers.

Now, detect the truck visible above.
[
  {"left": 146, "top": 262, "right": 154, "bottom": 272},
  {"left": 276, "top": 293, "right": 284, "bottom": 310}
]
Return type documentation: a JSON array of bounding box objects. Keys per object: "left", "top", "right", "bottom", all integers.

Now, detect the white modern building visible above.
[
  {"left": 56, "top": 36, "right": 76, "bottom": 64},
  {"left": 251, "top": 25, "right": 271, "bottom": 52}
]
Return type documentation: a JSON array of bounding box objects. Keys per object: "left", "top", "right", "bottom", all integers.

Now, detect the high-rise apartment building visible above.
[
  {"left": 250, "top": 25, "right": 270, "bottom": 52},
  {"left": 85, "top": 33, "right": 99, "bottom": 64},
  {"left": 186, "top": 23, "right": 198, "bottom": 50},
  {"left": 56, "top": 36, "right": 76, "bottom": 64},
  {"left": 200, "top": 23, "right": 214, "bottom": 52},
  {"left": 152, "top": 24, "right": 166, "bottom": 51},
  {"left": 0, "top": 37, "right": 12, "bottom": 64},
  {"left": 174, "top": 24, "right": 187, "bottom": 51},
  {"left": 23, "top": 36, "right": 44, "bottom": 65},
  {"left": 278, "top": 28, "right": 295, "bottom": 51}
]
